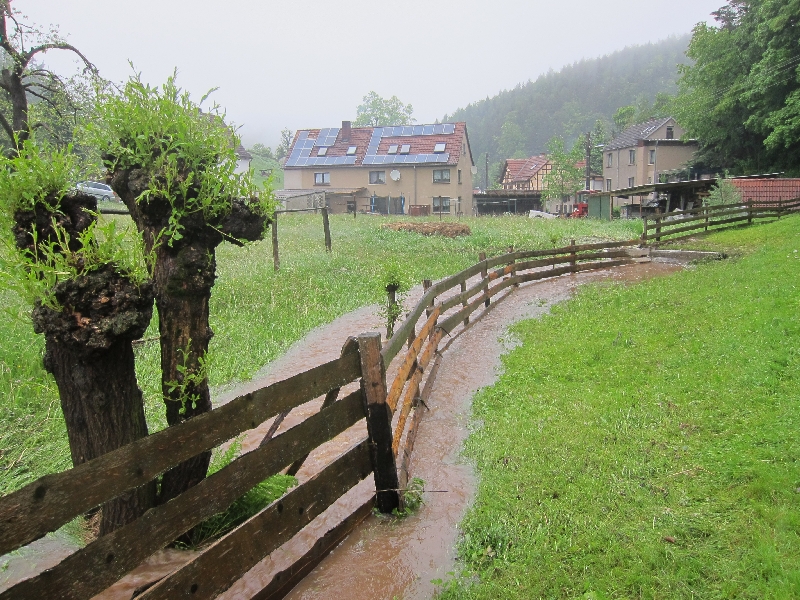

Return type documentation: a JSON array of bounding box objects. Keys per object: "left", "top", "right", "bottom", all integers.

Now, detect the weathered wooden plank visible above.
[
  {"left": 399, "top": 352, "right": 443, "bottom": 491},
  {"left": 385, "top": 307, "right": 440, "bottom": 412},
  {"left": 439, "top": 276, "right": 519, "bottom": 334},
  {"left": 359, "top": 333, "right": 399, "bottom": 513},
  {"left": 516, "top": 259, "right": 632, "bottom": 284},
  {"left": 141, "top": 440, "right": 373, "bottom": 600},
  {"left": 439, "top": 276, "right": 487, "bottom": 313},
  {"left": 643, "top": 213, "right": 772, "bottom": 240},
  {"left": 513, "top": 239, "right": 638, "bottom": 261},
  {"left": 285, "top": 337, "right": 358, "bottom": 476},
  {"left": 0, "top": 349, "right": 361, "bottom": 557},
  {"left": 391, "top": 328, "right": 443, "bottom": 454},
  {"left": 644, "top": 205, "right": 761, "bottom": 230},
  {"left": 515, "top": 249, "right": 632, "bottom": 272},
  {"left": 0, "top": 391, "right": 366, "bottom": 600},
  {"left": 250, "top": 497, "right": 375, "bottom": 600}
]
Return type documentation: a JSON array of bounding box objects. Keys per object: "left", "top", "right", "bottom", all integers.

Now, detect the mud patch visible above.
[{"left": 383, "top": 222, "right": 471, "bottom": 237}]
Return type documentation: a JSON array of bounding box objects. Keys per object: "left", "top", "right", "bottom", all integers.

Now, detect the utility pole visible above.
[
  {"left": 485, "top": 152, "right": 489, "bottom": 191},
  {"left": 584, "top": 132, "right": 592, "bottom": 191}
]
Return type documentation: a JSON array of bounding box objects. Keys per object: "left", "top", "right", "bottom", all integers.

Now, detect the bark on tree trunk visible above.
[
  {"left": 107, "top": 166, "right": 268, "bottom": 505},
  {"left": 32, "top": 266, "right": 156, "bottom": 535}
]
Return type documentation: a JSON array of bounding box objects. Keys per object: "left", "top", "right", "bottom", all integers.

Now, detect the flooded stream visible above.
[{"left": 1, "top": 260, "right": 682, "bottom": 599}]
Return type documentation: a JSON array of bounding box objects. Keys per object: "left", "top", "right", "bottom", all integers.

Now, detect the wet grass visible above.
[
  {"left": 437, "top": 215, "right": 800, "bottom": 599},
  {"left": 0, "top": 214, "right": 638, "bottom": 494}
]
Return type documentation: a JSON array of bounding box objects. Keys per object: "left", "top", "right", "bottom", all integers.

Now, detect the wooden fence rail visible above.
[
  {"left": 12, "top": 226, "right": 768, "bottom": 598},
  {"left": 642, "top": 199, "right": 800, "bottom": 245}
]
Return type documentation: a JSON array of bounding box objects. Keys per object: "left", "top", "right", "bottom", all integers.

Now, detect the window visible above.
[
  {"left": 666, "top": 126, "right": 674, "bottom": 140},
  {"left": 628, "top": 149, "right": 636, "bottom": 165},
  {"left": 458, "top": 169, "right": 462, "bottom": 184},
  {"left": 649, "top": 149, "right": 656, "bottom": 164},
  {"left": 607, "top": 153, "right": 613, "bottom": 168},
  {"left": 314, "top": 172, "right": 330, "bottom": 185},
  {"left": 387, "top": 144, "right": 398, "bottom": 154},
  {"left": 369, "top": 170, "right": 385, "bottom": 184},
  {"left": 433, "top": 168, "right": 450, "bottom": 183},
  {"left": 317, "top": 147, "right": 328, "bottom": 156},
  {"left": 400, "top": 144, "right": 411, "bottom": 154},
  {"left": 433, "top": 196, "right": 451, "bottom": 214},
  {"left": 434, "top": 142, "right": 446, "bottom": 153},
  {"left": 606, "top": 178, "right": 612, "bottom": 192},
  {"left": 647, "top": 176, "right": 653, "bottom": 184},
  {"left": 346, "top": 146, "right": 357, "bottom": 156},
  {"left": 628, "top": 177, "right": 635, "bottom": 188}
]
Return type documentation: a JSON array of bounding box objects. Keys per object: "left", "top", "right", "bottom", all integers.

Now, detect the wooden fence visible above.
[
  {"left": 0, "top": 238, "right": 645, "bottom": 599},
  {"left": 642, "top": 199, "right": 800, "bottom": 245}
]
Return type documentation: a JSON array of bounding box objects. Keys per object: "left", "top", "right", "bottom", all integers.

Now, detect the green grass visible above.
[
  {"left": 437, "top": 215, "right": 800, "bottom": 599},
  {"left": 0, "top": 214, "right": 638, "bottom": 494}
]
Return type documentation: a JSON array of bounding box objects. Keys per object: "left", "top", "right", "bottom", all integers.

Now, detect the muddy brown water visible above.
[{"left": 0, "top": 260, "right": 681, "bottom": 599}]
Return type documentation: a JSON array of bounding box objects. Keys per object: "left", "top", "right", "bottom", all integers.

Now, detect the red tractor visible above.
[{"left": 570, "top": 202, "right": 588, "bottom": 218}]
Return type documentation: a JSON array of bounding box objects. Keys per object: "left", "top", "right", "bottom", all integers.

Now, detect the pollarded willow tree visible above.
[
  {"left": 95, "top": 74, "right": 275, "bottom": 503},
  {"left": 0, "top": 139, "right": 155, "bottom": 534}
]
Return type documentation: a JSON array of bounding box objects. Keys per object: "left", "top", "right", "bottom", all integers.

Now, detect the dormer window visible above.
[
  {"left": 346, "top": 146, "right": 357, "bottom": 155},
  {"left": 400, "top": 144, "right": 411, "bottom": 154},
  {"left": 387, "top": 144, "right": 398, "bottom": 154},
  {"left": 666, "top": 126, "right": 674, "bottom": 140},
  {"left": 434, "top": 142, "right": 446, "bottom": 153},
  {"left": 317, "top": 147, "right": 328, "bottom": 156}
]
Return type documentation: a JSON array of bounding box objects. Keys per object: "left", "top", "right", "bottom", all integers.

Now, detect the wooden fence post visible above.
[
  {"left": 460, "top": 280, "right": 469, "bottom": 326},
  {"left": 569, "top": 239, "right": 576, "bottom": 271},
  {"left": 655, "top": 215, "right": 662, "bottom": 244},
  {"left": 358, "top": 333, "right": 400, "bottom": 513},
  {"left": 479, "top": 252, "right": 489, "bottom": 307},
  {"left": 704, "top": 203, "right": 709, "bottom": 232},
  {"left": 271, "top": 212, "right": 280, "bottom": 272},
  {"left": 322, "top": 207, "right": 332, "bottom": 252},
  {"left": 747, "top": 199, "right": 753, "bottom": 225},
  {"left": 641, "top": 217, "right": 647, "bottom": 246},
  {"left": 386, "top": 284, "right": 398, "bottom": 339},
  {"left": 778, "top": 198, "right": 783, "bottom": 219},
  {"left": 423, "top": 279, "right": 433, "bottom": 318}
]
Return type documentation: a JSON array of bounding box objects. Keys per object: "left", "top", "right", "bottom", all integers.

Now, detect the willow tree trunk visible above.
[
  {"left": 108, "top": 167, "right": 267, "bottom": 505},
  {"left": 32, "top": 266, "right": 155, "bottom": 536}
]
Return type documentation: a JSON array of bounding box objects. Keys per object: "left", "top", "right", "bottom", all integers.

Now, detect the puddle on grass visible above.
[{"left": 0, "top": 260, "right": 682, "bottom": 599}]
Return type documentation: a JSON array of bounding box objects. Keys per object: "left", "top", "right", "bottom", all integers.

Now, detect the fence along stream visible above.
[{"left": 0, "top": 238, "right": 670, "bottom": 600}]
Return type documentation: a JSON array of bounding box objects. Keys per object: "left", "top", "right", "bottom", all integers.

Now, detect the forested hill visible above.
[{"left": 444, "top": 35, "right": 691, "bottom": 169}]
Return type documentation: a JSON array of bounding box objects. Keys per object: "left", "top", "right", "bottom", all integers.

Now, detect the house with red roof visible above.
[
  {"left": 282, "top": 121, "right": 474, "bottom": 215},
  {"left": 500, "top": 155, "right": 551, "bottom": 191}
]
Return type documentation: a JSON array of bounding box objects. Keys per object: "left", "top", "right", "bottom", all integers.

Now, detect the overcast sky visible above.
[{"left": 19, "top": 0, "right": 723, "bottom": 147}]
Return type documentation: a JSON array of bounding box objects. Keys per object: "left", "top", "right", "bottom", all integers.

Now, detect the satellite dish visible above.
[
  {"left": 390, "top": 169, "right": 401, "bottom": 181},
  {"left": 471, "top": 166, "right": 478, "bottom": 175}
]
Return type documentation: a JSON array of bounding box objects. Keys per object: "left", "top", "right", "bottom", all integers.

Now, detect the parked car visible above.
[{"left": 76, "top": 181, "right": 120, "bottom": 202}]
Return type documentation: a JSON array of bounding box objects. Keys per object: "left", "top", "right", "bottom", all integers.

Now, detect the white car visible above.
[{"left": 76, "top": 181, "right": 119, "bottom": 202}]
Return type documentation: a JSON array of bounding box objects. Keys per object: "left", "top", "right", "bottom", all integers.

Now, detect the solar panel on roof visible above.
[
  {"left": 413, "top": 125, "right": 424, "bottom": 136},
  {"left": 443, "top": 123, "right": 455, "bottom": 134},
  {"left": 423, "top": 125, "right": 434, "bottom": 135}
]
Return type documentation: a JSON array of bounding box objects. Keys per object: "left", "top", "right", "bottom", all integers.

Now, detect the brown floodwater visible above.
[{"left": 0, "top": 259, "right": 682, "bottom": 599}]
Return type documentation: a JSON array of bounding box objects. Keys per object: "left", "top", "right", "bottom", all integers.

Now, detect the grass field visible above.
[
  {"left": 0, "top": 214, "right": 639, "bottom": 495},
  {"left": 437, "top": 215, "right": 800, "bottom": 599}
]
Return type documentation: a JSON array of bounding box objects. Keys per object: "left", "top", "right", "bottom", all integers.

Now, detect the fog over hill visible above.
[{"left": 444, "top": 35, "right": 691, "bottom": 173}]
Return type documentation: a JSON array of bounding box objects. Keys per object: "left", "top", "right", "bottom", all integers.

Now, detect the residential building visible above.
[
  {"left": 603, "top": 117, "right": 698, "bottom": 211},
  {"left": 500, "top": 155, "right": 551, "bottom": 191},
  {"left": 282, "top": 121, "right": 474, "bottom": 215}
]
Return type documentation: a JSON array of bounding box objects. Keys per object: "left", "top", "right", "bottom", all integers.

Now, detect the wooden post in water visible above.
[
  {"left": 271, "top": 212, "right": 280, "bottom": 272},
  {"left": 386, "top": 284, "right": 398, "bottom": 339},
  {"left": 423, "top": 279, "right": 433, "bottom": 318},
  {"left": 479, "top": 252, "right": 489, "bottom": 307},
  {"left": 322, "top": 207, "right": 332, "bottom": 252},
  {"left": 358, "top": 333, "right": 400, "bottom": 513}
]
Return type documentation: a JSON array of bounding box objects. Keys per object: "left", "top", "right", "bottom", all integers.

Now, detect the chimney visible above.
[{"left": 342, "top": 120, "right": 351, "bottom": 142}]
